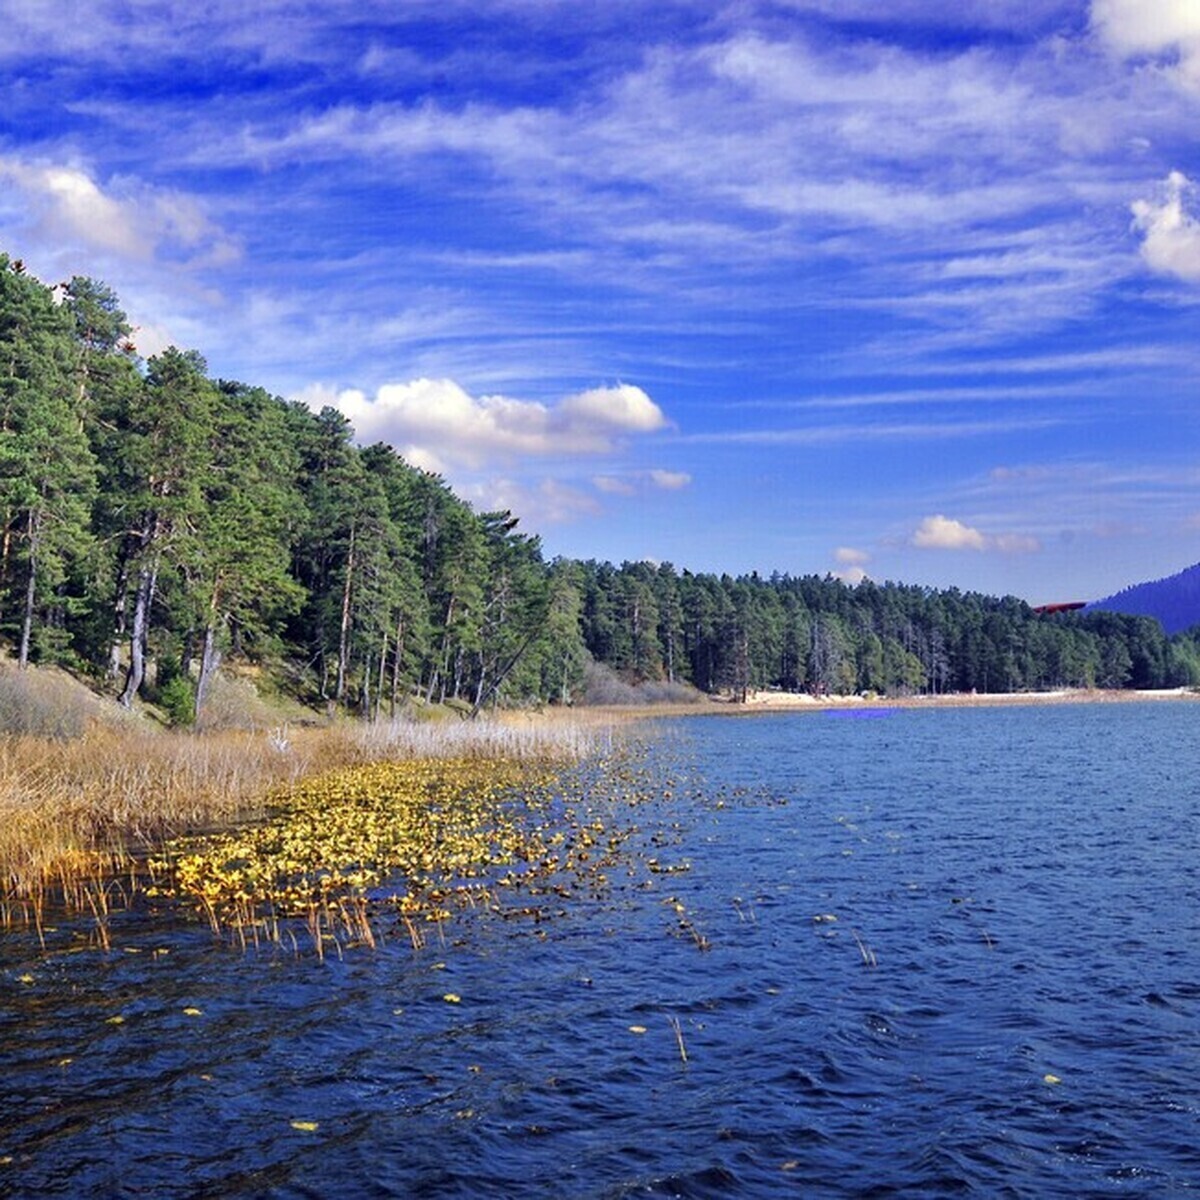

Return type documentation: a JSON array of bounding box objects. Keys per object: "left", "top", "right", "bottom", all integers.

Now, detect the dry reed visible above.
[{"left": 0, "top": 711, "right": 612, "bottom": 928}]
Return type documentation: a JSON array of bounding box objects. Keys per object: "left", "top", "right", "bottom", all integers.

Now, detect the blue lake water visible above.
[{"left": 3, "top": 702, "right": 1200, "bottom": 1197}]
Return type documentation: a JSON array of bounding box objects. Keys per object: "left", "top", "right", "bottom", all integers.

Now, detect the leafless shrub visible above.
[
  {"left": 0, "top": 661, "right": 120, "bottom": 738},
  {"left": 579, "top": 661, "right": 705, "bottom": 707}
]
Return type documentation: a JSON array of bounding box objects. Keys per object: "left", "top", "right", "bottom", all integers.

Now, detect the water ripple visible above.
[{"left": 4, "top": 703, "right": 1200, "bottom": 1197}]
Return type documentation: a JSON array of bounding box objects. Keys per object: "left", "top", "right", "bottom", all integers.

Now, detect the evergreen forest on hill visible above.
[{"left": 3, "top": 253, "right": 1200, "bottom": 721}]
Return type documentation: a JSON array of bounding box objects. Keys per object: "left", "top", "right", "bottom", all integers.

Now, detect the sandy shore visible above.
[
  {"left": 732, "top": 687, "right": 1200, "bottom": 711},
  {"left": 510, "top": 686, "right": 1200, "bottom": 725}
]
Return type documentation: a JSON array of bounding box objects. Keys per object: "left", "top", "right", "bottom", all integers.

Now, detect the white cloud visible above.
[
  {"left": 559, "top": 384, "right": 668, "bottom": 434},
  {"left": 459, "top": 477, "right": 602, "bottom": 523},
  {"left": 1131, "top": 171, "right": 1200, "bottom": 283},
  {"left": 332, "top": 378, "right": 667, "bottom": 469},
  {"left": 1092, "top": 0, "right": 1200, "bottom": 89},
  {"left": 835, "top": 546, "right": 869, "bottom": 565},
  {"left": 912, "top": 514, "right": 987, "bottom": 550},
  {"left": 0, "top": 156, "right": 239, "bottom": 268},
  {"left": 911, "top": 514, "right": 1040, "bottom": 553},
  {"left": 835, "top": 565, "right": 870, "bottom": 586},
  {"left": 590, "top": 470, "right": 691, "bottom": 496},
  {"left": 648, "top": 468, "right": 691, "bottom": 490},
  {"left": 593, "top": 475, "right": 637, "bottom": 496}
]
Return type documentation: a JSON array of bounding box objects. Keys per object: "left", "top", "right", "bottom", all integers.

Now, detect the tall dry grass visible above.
[
  {"left": 0, "top": 699, "right": 614, "bottom": 922},
  {"left": 0, "top": 725, "right": 344, "bottom": 912},
  {"left": 350, "top": 711, "right": 615, "bottom": 761}
]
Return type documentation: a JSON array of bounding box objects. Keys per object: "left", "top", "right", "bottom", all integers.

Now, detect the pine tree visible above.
[{"left": 0, "top": 257, "right": 97, "bottom": 667}]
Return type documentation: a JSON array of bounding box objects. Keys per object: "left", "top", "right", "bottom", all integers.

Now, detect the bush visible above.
[
  {"left": 0, "top": 660, "right": 113, "bottom": 737},
  {"left": 195, "top": 672, "right": 301, "bottom": 731},
  {"left": 579, "top": 661, "right": 705, "bottom": 707},
  {"left": 159, "top": 676, "right": 196, "bottom": 727}
]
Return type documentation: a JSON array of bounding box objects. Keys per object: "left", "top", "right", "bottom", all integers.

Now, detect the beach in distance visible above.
[
  {"left": 731, "top": 685, "right": 1200, "bottom": 710},
  {"left": 568, "top": 685, "right": 1200, "bottom": 720}
]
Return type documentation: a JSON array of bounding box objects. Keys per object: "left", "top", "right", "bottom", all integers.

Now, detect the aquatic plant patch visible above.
[{"left": 148, "top": 755, "right": 648, "bottom": 954}]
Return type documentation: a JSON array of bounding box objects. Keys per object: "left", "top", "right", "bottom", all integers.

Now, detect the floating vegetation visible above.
[
  {"left": 0, "top": 716, "right": 616, "bottom": 947},
  {"left": 146, "top": 750, "right": 652, "bottom": 956},
  {"left": 2, "top": 718, "right": 715, "bottom": 961}
]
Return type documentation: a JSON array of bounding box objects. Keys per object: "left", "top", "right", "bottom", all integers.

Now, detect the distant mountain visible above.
[{"left": 1087, "top": 561, "right": 1200, "bottom": 635}]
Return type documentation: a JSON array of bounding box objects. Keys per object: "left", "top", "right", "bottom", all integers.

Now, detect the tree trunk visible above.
[
  {"left": 390, "top": 616, "right": 406, "bottom": 719},
  {"left": 17, "top": 512, "right": 38, "bottom": 669},
  {"left": 195, "top": 620, "right": 219, "bottom": 724},
  {"left": 335, "top": 522, "right": 356, "bottom": 704},
  {"left": 435, "top": 593, "right": 456, "bottom": 704},
  {"left": 375, "top": 631, "right": 387, "bottom": 723},
  {"left": 119, "top": 559, "right": 158, "bottom": 708},
  {"left": 0, "top": 514, "right": 13, "bottom": 628},
  {"left": 107, "top": 547, "right": 131, "bottom": 681}
]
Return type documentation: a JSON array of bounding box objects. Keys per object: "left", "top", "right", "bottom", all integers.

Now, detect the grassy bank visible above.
[{"left": 0, "top": 663, "right": 618, "bottom": 935}]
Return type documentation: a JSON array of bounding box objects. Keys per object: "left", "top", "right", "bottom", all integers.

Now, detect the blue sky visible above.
[{"left": 2, "top": 0, "right": 1199, "bottom": 603}]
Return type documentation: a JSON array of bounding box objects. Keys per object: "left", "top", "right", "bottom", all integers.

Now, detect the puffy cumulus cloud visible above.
[
  {"left": 0, "top": 156, "right": 239, "bottom": 268},
  {"left": 559, "top": 385, "right": 668, "bottom": 435},
  {"left": 835, "top": 566, "right": 870, "bottom": 586},
  {"left": 333, "top": 378, "right": 667, "bottom": 469},
  {"left": 1092, "top": 0, "right": 1200, "bottom": 89},
  {"left": 911, "top": 514, "right": 987, "bottom": 550},
  {"left": 1131, "top": 171, "right": 1200, "bottom": 283},
  {"left": 832, "top": 545, "right": 870, "bottom": 584},
  {"left": 912, "top": 514, "right": 1040, "bottom": 553}
]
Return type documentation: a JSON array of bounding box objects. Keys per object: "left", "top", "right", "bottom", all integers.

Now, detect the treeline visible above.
[
  {"left": 1, "top": 254, "right": 1198, "bottom": 719},
  {"left": 570, "top": 561, "right": 1200, "bottom": 698}
]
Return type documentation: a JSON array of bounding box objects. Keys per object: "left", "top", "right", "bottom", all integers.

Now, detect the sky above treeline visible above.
[{"left": 2, "top": 0, "right": 1199, "bottom": 604}]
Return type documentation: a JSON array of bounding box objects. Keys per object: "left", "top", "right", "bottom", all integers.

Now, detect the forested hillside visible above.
[
  {"left": 1088, "top": 562, "right": 1200, "bottom": 636},
  {"left": 3, "top": 254, "right": 1199, "bottom": 718}
]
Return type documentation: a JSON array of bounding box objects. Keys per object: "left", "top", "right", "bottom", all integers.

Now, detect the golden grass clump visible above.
[
  {"left": 0, "top": 725, "right": 344, "bottom": 924},
  {"left": 0, "top": 712, "right": 614, "bottom": 945}
]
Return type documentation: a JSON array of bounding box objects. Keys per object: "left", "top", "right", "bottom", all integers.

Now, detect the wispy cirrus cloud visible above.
[
  {"left": 687, "top": 415, "right": 1066, "bottom": 448},
  {"left": 593, "top": 469, "right": 692, "bottom": 496},
  {"left": 3, "top": 2, "right": 1200, "bottom": 591}
]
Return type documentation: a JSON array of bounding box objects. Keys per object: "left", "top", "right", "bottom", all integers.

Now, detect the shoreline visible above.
[
  {"left": 735, "top": 686, "right": 1200, "bottom": 711},
  {"left": 559, "top": 686, "right": 1200, "bottom": 721}
]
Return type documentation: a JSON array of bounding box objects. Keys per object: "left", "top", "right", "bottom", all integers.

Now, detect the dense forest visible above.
[{"left": 3, "top": 253, "right": 1199, "bottom": 721}]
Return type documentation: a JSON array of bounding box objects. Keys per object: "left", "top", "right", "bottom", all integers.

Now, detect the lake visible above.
[{"left": 3, "top": 702, "right": 1200, "bottom": 1197}]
